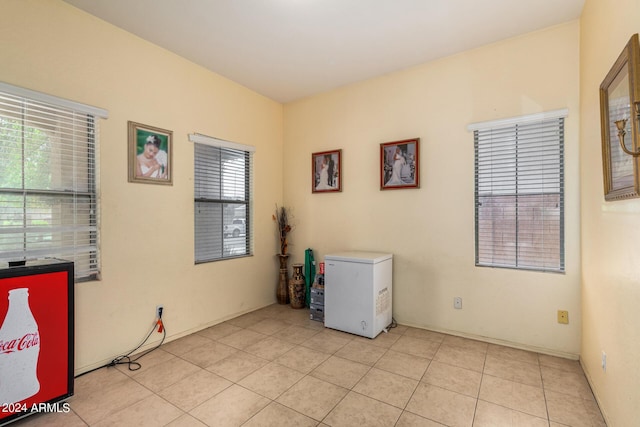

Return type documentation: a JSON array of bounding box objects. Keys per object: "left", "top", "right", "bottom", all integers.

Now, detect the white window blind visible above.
[
  {"left": 191, "top": 134, "right": 254, "bottom": 263},
  {"left": 0, "top": 83, "right": 107, "bottom": 281},
  {"left": 470, "top": 111, "right": 565, "bottom": 273}
]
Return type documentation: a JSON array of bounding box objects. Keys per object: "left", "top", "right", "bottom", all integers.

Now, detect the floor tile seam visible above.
[
  {"left": 277, "top": 335, "right": 321, "bottom": 346},
  {"left": 475, "top": 397, "right": 551, "bottom": 424},
  {"left": 90, "top": 388, "right": 186, "bottom": 426},
  {"left": 246, "top": 318, "right": 300, "bottom": 334},
  {"left": 476, "top": 370, "right": 550, "bottom": 419},
  {"left": 480, "top": 371, "right": 544, "bottom": 390},
  {"left": 539, "top": 362, "right": 588, "bottom": 374},
  {"left": 77, "top": 365, "right": 143, "bottom": 391},
  {"left": 272, "top": 380, "right": 345, "bottom": 424},
  {"left": 164, "top": 376, "right": 236, "bottom": 413},
  {"left": 146, "top": 392, "right": 187, "bottom": 424},
  {"left": 235, "top": 358, "right": 314, "bottom": 403},
  {"left": 304, "top": 353, "right": 374, "bottom": 391},
  {"left": 270, "top": 356, "right": 324, "bottom": 376},
  {"left": 237, "top": 386, "right": 321, "bottom": 425},
  {"left": 539, "top": 364, "right": 590, "bottom": 381},
  {"left": 128, "top": 366, "right": 200, "bottom": 399},
  {"left": 428, "top": 356, "right": 486, "bottom": 376},
  {"left": 429, "top": 356, "right": 484, "bottom": 375},
  {"left": 235, "top": 402, "right": 298, "bottom": 427},
  {"left": 297, "top": 340, "right": 340, "bottom": 356},
  {"left": 539, "top": 377, "right": 556, "bottom": 427},
  {"left": 541, "top": 383, "right": 598, "bottom": 403},
  {"left": 400, "top": 406, "right": 456, "bottom": 427},
  {"left": 242, "top": 343, "right": 297, "bottom": 362},
  {"left": 163, "top": 352, "right": 220, "bottom": 377},
  {"left": 487, "top": 355, "right": 542, "bottom": 368},
  {"left": 67, "top": 406, "right": 92, "bottom": 427},
  {"left": 335, "top": 344, "right": 390, "bottom": 367},
  {"left": 189, "top": 382, "right": 271, "bottom": 417},
  {"left": 372, "top": 361, "right": 432, "bottom": 383},
  {"left": 471, "top": 389, "right": 482, "bottom": 427},
  {"left": 484, "top": 353, "right": 544, "bottom": 368},
  {"left": 417, "top": 378, "right": 480, "bottom": 400},
  {"left": 119, "top": 362, "right": 184, "bottom": 394},
  {"left": 476, "top": 392, "right": 549, "bottom": 421},
  {"left": 401, "top": 334, "right": 446, "bottom": 345},
  {"left": 350, "top": 372, "right": 421, "bottom": 412},
  {"left": 435, "top": 342, "right": 489, "bottom": 357},
  {"left": 323, "top": 353, "right": 380, "bottom": 373},
  {"left": 538, "top": 361, "right": 584, "bottom": 374},
  {"left": 193, "top": 330, "right": 221, "bottom": 342},
  {"left": 343, "top": 389, "right": 410, "bottom": 422},
  {"left": 314, "top": 383, "right": 357, "bottom": 426},
  {"left": 475, "top": 357, "right": 489, "bottom": 424},
  {"left": 217, "top": 338, "right": 268, "bottom": 352},
  {"left": 201, "top": 330, "right": 243, "bottom": 342},
  {"left": 203, "top": 360, "right": 263, "bottom": 394}
]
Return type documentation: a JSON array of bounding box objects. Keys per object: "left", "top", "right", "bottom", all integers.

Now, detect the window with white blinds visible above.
[
  {"left": 0, "top": 83, "right": 107, "bottom": 281},
  {"left": 470, "top": 110, "right": 566, "bottom": 273},
  {"left": 191, "top": 134, "right": 253, "bottom": 263}
]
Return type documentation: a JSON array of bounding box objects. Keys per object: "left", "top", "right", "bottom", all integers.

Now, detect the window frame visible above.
[
  {"left": 469, "top": 109, "right": 567, "bottom": 273},
  {"left": 191, "top": 133, "right": 254, "bottom": 263},
  {"left": 0, "top": 82, "right": 107, "bottom": 281}
]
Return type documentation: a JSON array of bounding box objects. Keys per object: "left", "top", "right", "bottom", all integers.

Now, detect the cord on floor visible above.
[{"left": 75, "top": 311, "right": 166, "bottom": 378}]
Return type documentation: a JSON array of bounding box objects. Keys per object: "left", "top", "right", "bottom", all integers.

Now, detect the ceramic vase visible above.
[{"left": 289, "top": 263, "right": 305, "bottom": 309}]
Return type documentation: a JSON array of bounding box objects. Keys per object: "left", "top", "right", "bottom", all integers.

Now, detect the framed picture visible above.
[
  {"left": 599, "top": 33, "right": 640, "bottom": 200},
  {"left": 128, "top": 121, "right": 172, "bottom": 185},
  {"left": 312, "top": 149, "right": 342, "bottom": 193},
  {"left": 380, "top": 138, "right": 420, "bottom": 190}
]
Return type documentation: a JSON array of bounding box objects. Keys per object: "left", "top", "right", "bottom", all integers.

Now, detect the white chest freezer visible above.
[{"left": 324, "top": 251, "right": 392, "bottom": 338}]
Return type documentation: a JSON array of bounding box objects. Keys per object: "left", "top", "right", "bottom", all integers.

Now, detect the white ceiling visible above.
[{"left": 63, "top": 0, "right": 584, "bottom": 103}]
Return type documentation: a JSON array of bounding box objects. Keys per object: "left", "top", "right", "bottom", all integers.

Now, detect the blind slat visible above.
[
  {"left": 474, "top": 116, "right": 565, "bottom": 273},
  {"left": 194, "top": 141, "right": 253, "bottom": 263},
  {"left": 0, "top": 89, "right": 100, "bottom": 281}
]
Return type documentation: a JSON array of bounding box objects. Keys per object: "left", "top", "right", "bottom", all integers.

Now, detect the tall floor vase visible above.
[
  {"left": 276, "top": 254, "right": 290, "bottom": 304},
  {"left": 289, "top": 263, "right": 306, "bottom": 309}
]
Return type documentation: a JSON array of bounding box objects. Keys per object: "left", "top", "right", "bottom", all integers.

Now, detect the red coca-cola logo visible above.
[{"left": 0, "top": 332, "right": 40, "bottom": 354}]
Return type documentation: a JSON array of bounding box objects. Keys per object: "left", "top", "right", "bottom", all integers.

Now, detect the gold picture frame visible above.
[
  {"left": 599, "top": 34, "right": 640, "bottom": 200},
  {"left": 128, "top": 121, "right": 173, "bottom": 185}
]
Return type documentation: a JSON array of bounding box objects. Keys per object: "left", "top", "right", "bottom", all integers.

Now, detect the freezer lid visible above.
[{"left": 324, "top": 251, "right": 392, "bottom": 264}]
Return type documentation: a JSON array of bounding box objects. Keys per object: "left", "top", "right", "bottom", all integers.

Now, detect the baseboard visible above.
[
  {"left": 397, "top": 320, "right": 580, "bottom": 360},
  {"left": 73, "top": 302, "right": 275, "bottom": 376},
  {"left": 580, "top": 358, "right": 610, "bottom": 426}
]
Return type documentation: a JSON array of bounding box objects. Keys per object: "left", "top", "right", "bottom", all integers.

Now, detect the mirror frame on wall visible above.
[{"left": 600, "top": 34, "right": 640, "bottom": 201}]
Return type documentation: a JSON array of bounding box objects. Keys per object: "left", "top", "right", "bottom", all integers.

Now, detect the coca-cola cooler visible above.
[{"left": 0, "top": 259, "right": 74, "bottom": 425}]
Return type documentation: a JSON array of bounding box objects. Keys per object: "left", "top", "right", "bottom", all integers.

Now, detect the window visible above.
[
  {"left": 470, "top": 110, "right": 566, "bottom": 273},
  {"left": 191, "top": 133, "right": 254, "bottom": 263},
  {"left": 0, "top": 83, "right": 107, "bottom": 281}
]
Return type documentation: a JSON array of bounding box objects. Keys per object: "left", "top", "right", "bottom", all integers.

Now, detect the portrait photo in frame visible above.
[
  {"left": 312, "top": 149, "right": 342, "bottom": 193},
  {"left": 599, "top": 33, "right": 640, "bottom": 201},
  {"left": 128, "top": 121, "right": 173, "bottom": 185},
  {"left": 380, "top": 138, "right": 420, "bottom": 190}
]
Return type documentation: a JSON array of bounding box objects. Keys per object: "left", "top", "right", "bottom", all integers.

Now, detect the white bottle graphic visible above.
[{"left": 0, "top": 288, "right": 41, "bottom": 404}]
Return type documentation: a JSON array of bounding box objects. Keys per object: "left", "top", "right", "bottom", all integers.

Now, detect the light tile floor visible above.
[{"left": 13, "top": 304, "right": 606, "bottom": 426}]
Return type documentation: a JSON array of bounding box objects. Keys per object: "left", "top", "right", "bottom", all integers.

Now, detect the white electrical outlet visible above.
[
  {"left": 602, "top": 351, "right": 607, "bottom": 372},
  {"left": 454, "top": 297, "right": 462, "bottom": 309},
  {"left": 156, "top": 305, "right": 164, "bottom": 318}
]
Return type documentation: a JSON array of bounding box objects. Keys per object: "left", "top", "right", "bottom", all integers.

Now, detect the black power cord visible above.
[
  {"left": 389, "top": 317, "right": 398, "bottom": 329},
  {"left": 75, "top": 308, "right": 166, "bottom": 377}
]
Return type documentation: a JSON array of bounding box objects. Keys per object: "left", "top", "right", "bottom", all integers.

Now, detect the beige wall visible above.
[
  {"left": 0, "top": 0, "right": 284, "bottom": 373},
  {"left": 580, "top": 0, "right": 640, "bottom": 425},
  {"left": 284, "top": 22, "right": 582, "bottom": 356}
]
